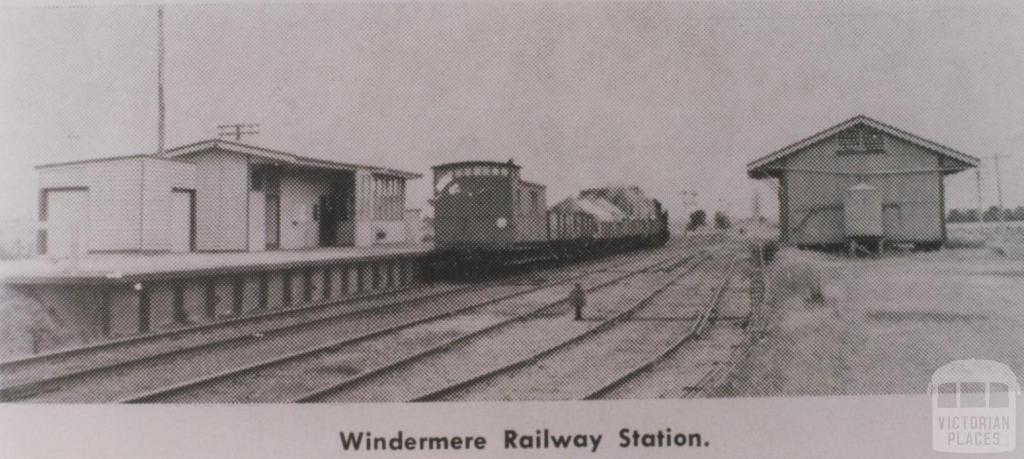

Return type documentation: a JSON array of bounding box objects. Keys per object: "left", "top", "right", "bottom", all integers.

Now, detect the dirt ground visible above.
[
  {"left": 0, "top": 285, "right": 79, "bottom": 359},
  {"left": 731, "top": 247, "right": 1024, "bottom": 397}
]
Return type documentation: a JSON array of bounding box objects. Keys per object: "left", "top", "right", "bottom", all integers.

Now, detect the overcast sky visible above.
[{"left": 2, "top": 1, "right": 1022, "bottom": 222}]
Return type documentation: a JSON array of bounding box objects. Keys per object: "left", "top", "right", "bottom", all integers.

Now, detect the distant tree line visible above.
[
  {"left": 686, "top": 209, "right": 732, "bottom": 230},
  {"left": 947, "top": 206, "right": 1024, "bottom": 223}
]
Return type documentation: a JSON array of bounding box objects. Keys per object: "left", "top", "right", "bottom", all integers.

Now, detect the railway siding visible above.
[
  {"left": 428, "top": 256, "right": 743, "bottom": 401},
  {"left": 307, "top": 251, "right": 723, "bottom": 403},
  {"left": 593, "top": 263, "right": 756, "bottom": 400}
]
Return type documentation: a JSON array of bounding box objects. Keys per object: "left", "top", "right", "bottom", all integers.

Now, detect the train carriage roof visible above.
[
  {"left": 580, "top": 186, "right": 657, "bottom": 218},
  {"left": 578, "top": 197, "right": 626, "bottom": 222},
  {"left": 520, "top": 180, "right": 546, "bottom": 190},
  {"left": 550, "top": 197, "right": 586, "bottom": 214}
]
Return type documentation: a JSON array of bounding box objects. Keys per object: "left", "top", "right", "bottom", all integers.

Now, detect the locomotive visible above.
[{"left": 425, "top": 160, "right": 669, "bottom": 278}]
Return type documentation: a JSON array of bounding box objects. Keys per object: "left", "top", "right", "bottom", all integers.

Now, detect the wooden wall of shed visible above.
[
  {"left": 190, "top": 150, "right": 250, "bottom": 251},
  {"left": 38, "top": 157, "right": 196, "bottom": 253},
  {"left": 140, "top": 157, "right": 197, "bottom": 251},
  {"left": 782, "top": 132, "right": 944, "bottom": 245},
  {"left": 39, "top": 159, "right": 142, "bottom": 252}
]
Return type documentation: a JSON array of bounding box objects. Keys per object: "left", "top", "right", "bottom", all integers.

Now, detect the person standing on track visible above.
[{"left": 570, "top": 283, "right": 586, "bottom": 321}]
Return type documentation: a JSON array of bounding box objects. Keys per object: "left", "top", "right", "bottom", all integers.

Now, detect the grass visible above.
[{"left": 729, "top": 245, "right": 1024, "bottom": 397}]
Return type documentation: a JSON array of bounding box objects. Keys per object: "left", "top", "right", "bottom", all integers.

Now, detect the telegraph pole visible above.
[
  {"left": 752, "top": 190, "right": 762, "bottom": 220},
  {"left": 978, "top": 154, "right": 1010, "bottom": 222},
  {"left": 218, "top": 123, "right": 260, "bottom": 142},
  {"left": 993, "top": 154, "right": 1006, "bottom": 221},
  {"left": 156, "top": 5, "right": 166, "bottom": 155},
  {"left": 975, "top": 169, "right": 984, "bottom": 222}
]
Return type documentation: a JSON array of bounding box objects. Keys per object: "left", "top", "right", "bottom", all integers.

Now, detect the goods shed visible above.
[{"left": 746, "top": 115, "right": 979, "bottom": 251}]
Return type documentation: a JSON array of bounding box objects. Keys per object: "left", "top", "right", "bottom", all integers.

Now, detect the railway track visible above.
[
  {"left": 410, "top": 254, "right": 740, "bottom": 402},
  {"left": 121, "top": 247, "right": 705, "bottom": 403},
  {"left": 2, "top": 239, "right": 701, "bottom": 402},
  {"left": 296, "top": 248, "right": 730, "bottom": 403},
  {"left": 584, "top": 259, "right": 755, "bottom": 400},
  {"left": 582, "top": 266, "right": 737, "bottom": 399},
  {"left": 0, "top": 283, "right": 469, "bottom": 396}
]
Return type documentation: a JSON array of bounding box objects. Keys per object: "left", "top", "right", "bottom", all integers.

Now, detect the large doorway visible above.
[{"left": 42, "top": 188, "right": 90, "bottom": 258}]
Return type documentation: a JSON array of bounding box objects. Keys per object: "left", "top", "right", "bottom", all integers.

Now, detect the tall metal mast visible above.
[{"left": 157, "top": 5, "right": 166, "bottom": 155}]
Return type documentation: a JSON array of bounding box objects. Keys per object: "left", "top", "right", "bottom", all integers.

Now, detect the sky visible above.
[{"left": 1, "top": 1, "right": 1023, "bottom": 223}]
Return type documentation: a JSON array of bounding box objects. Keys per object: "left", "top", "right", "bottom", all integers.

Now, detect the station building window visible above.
[{"left": 373, "top": 175, "right": 405, "bottom": 221}]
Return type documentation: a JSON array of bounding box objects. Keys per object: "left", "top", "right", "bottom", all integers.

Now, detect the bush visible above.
[{"left": 687, "top": 209, "right": 707, "bottom": 230}]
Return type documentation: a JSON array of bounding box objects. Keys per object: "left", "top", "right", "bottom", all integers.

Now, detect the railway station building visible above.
[
  {"left": 4, "top": 139, "right": 426, "bottom": 348},
  {"left": 746, "top": 115, "right": 979, "bottom": 250},
  {"left": 36, "top": 138, "right": 422, "bottom": 258}
]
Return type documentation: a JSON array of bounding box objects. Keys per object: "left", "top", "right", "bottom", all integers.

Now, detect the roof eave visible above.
[
  {"left": 163, "top": 139, "right": 421, "bottom": 179},
  {"left": 746, "top": 115, "right": 981, "bottom": 173},
  {"left": 746, "top": 168, "right": 783, "bottom": 180}
]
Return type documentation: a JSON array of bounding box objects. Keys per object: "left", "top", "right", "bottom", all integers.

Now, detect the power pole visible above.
[
  {"left": 752, "top": 190, "right": 761, "bottom": 220},
  {"left": 979, "top": 154, "right": 1010, "bottom": 222},
  {"left": 218, "top": 123, "right": 260, "bottom": 142},
  {"left": 156, "top": 5, "right": 166, "bottom": 155},
  {"left": 975, "top": 169, "right": 984, "bottom": 223},
  {"left": 993, "top": 154, "right": 1007, "bottom": 222}
]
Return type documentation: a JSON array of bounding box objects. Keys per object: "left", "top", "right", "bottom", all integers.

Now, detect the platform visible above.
[
  {"left": 0, "top": 244, "right": 432, "bottom": 285},
  {"left": 0, "top": 244, "right": 434, "bottom": 350}
]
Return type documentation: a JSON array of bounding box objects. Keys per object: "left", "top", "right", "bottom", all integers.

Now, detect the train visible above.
[{"left": 424, "top": 160, "right": 669, "bottom": 278}]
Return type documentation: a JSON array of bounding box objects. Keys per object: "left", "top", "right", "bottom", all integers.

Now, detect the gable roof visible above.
[
  {"left": 747, "top": 115, "right": 980, "bottom": 178},
  {"left": 159, "top": 138, "right": 421, "bottom": 179}
]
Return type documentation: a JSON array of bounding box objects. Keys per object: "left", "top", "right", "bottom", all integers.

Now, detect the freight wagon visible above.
[{"left": 425, "top": 160, "right": 668, "bottom": 277}]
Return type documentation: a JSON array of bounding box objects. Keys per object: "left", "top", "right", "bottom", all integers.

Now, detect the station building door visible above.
[
  {"left": 265, "top": 194, "right": 280, "bottom": 249},
  {"left": 169, "top": 189, "right": 195, "bottom": 252},
  {"left": 319, "top": 174, "right": 355, "bottom": 247}
]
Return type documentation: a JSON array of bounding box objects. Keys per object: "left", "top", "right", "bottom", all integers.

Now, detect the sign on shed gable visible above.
[{"left": 835, "top": 124, "right": 886, "bottom": 155}]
